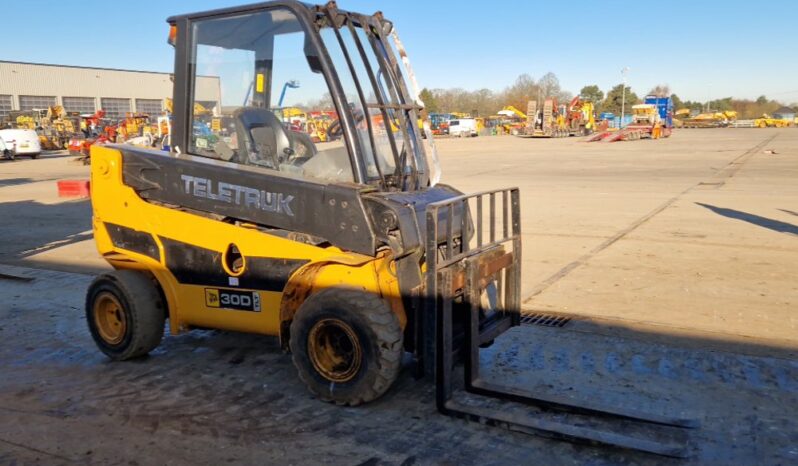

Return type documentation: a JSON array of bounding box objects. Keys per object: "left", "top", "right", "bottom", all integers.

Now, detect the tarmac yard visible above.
[{"left": 1, "top": 128, "right": 797, "bottom": 464}]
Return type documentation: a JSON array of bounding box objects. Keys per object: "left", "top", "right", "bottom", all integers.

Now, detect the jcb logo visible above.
[
  {"left": 205, "top": 288, "right": 260, "bottom": 312},
  {"left": 205, "top": 289, "right": 220, "bottom": 307}
]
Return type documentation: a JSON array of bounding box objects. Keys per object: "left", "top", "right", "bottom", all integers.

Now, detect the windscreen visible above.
[
  {"left": 183, "top": 6, "right": 435, "bottom": 190},
  {"left": 318, "top": 12, "right": 432, "bottom": 190},
  {"left": 187, "top": 8, "right": 357, "bottom": 184}
]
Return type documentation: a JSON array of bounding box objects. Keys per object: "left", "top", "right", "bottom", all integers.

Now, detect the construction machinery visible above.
[
  {"left": 589, "top": 96, "right": 673, "bottom": 142},
  {"left": 4, "top": 106, "right": 80, "bottom": 150},
  {"left": 754, "top": 114, "right": 790, "bottom": 128},
  {"left": 429, "top": 112, "right": 454, "bottom": 135},
  {"left": 564, "top": 96, "right": 595, "bottom": 136},
  {"left": 681, "top": 110, "right": 737, "bottom": 129},
  {"left": 85, "top": 1, "right": 694, "bottom": 457},
  {"left": 517, "top": 99, "right": 569, "bottom": 138},
  {"left": 498, "top": 105, "right": 526, "bottom": 121}
]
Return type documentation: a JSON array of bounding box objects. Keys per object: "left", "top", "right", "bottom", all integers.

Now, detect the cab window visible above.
[{"left": 189, "top": 8, "right": 354, "bottom": 183}]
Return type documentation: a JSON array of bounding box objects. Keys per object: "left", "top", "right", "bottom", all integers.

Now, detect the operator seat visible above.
[{"left": 232, "top": 107, "right": 292, "bottom": 169}]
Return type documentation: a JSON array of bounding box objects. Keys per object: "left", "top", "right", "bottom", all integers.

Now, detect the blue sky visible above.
[{"left": 3, "top": 0, "right": 797, "bottom": 103}]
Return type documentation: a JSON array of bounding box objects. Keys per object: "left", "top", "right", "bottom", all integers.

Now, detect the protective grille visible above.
[{"left": 520, "top": 312, "right": 572, "bottom": 328}]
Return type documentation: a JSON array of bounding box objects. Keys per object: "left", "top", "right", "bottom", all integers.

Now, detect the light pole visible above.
[{"left": 620, "top": 67, "right": 630, "bottom": 128}]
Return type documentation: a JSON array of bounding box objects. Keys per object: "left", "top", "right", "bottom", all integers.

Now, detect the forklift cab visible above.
[{"left": 168, "top": 2, "right": 437, "bottom": 190}]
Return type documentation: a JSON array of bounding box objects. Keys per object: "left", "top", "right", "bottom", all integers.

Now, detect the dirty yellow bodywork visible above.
[{"left": 90, "top": 145, "right": 406, "bottom": 343}]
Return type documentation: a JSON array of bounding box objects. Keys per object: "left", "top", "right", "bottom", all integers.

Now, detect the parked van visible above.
[
  {"left": 0, "top": 137, "right": 14, "bottom": 160},
  {"left": 0, "top": 129, "right": 42, "bottom": 158},
  {"left": 448, "top": 118, "right": 478, "bottom": 137}
]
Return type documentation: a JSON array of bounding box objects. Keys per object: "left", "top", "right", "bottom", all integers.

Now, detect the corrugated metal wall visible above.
[{"left": 0, "top": 61, "right": 219, "bottom": 113}]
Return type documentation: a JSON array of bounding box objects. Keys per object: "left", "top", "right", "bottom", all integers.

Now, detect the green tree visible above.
[
  {"left": 579, "top": 85, "right": 604, "bottom": 104},
  {"left": 419, "top": 88, "right": 438, "bottom": 113},
  {"left": 670, "top": 94, "right": 683, "bottom": 109},
  {"left": 708, "top": 97, "right": 733, "bottom": 112},
  {"left": 602, "top": 84, "right": 639, "bottom": 115},
  {"left": 756, "top": 95, "right": 768, "bottom": 105}
]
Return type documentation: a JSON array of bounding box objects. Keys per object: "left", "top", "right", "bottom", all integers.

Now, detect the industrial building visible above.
[
  {"left": 773, "top": 106, "right": 796, "bottom": 121},
  {"left": 0, "top": 60, "right": 220, "bottom": 120}
]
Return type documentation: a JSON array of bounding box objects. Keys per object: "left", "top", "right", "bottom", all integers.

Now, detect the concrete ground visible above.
[
  {"left": 438, "top": 128, "right": 797, "bottom": 352},
  {"left": 0, "top": 129, "right": 796, "bottom": 464}
]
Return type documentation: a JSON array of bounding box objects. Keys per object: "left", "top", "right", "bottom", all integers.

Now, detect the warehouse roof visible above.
[
  {"left": 773, "top": 106, "right": 795, "bottom": 115},
  {"left": 0, "top": 60, "right": 171, "bottom": 76}
]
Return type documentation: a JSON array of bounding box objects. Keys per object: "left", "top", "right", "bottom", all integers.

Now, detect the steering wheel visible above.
[
  {"left": 327, "top": 119, "right": 343, "bottom": 140},
  {"left": 327, "top": 109, "right": 369, "bottom": 140},
  {"left": 285, "top": 130, "right": 317, "bottom": 165}
]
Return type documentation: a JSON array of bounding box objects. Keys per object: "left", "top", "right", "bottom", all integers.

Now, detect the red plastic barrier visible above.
[{"left": 57, "top": 180, "right": 91, "bottom": 198}]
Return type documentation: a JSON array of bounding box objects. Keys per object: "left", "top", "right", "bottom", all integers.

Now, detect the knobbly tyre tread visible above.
[
  {"left": 85, "top": 270, "right": 166, "bottom": 361},
  {"left": 289, "top": 288, "right": 403, "bottom": 406}
]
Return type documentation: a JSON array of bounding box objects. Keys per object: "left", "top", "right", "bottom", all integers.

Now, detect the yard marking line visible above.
[
  {"left": 522, "top": 134, "right": 778, "bottom": 304},
  {"left": 0, "top": 437, "right": 77, "bottom": 463}
]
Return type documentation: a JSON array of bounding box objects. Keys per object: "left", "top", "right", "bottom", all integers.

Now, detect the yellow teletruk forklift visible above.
[{"left": 86, "top": 1, "right": 695, "bottom": 456}]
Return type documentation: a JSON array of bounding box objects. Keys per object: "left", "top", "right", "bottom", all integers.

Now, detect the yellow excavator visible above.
[
  {"left": 500, "top": 105, "right": 526, "bottom": 120},
  {"left": 754, "top": 114, "right": 789, "bottom": 128},
  {"left": 681, "top": 110, "right": 737, "bottom": 128}
]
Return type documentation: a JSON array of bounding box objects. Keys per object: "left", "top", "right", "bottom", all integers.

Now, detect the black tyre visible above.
[
  {"left": 29, "top": 152, "right": 40, "bottom": 159},
  {"left": 85, "top": 270, "right": 166, "bottom": 361},
  {"left": 290, "top": 288, "right": 403, "bottom": 406}
]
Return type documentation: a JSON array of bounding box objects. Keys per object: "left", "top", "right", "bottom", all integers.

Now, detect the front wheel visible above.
[
  {"left": 85, "top": 270, "right": 166, "bottom": 360},
  {"left": 290, "top": 288, "right": 403, "bottom": 406}
]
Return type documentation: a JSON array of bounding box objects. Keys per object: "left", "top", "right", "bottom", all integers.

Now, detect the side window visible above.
[{"left": 189, "top": 8, "right": 354, "bottom": 183}]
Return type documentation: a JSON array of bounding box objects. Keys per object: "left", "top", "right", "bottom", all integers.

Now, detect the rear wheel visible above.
[
  {"left": 290, "top": 288, "right": 403, "bottom": 406},
  {"left": 30, "top": 152, "right": 40, "bottom": 159},
  {"left": 85, "top": 270, "right": 166, "bottom": 360}
]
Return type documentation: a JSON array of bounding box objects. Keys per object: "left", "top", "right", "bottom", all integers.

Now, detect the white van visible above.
[
  {"left": 448, "top": 118, "right": 478, "bottom": 137},
  {"left": 0, "top": 137, "right": 14, "bottom": 160},
  {"left": 0, "top": 129, "right": 42, "bottom": 158}
]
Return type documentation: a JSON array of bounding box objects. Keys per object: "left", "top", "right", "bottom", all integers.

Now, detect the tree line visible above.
[
  {"left": 419, "top": 75, "right": 796, "bottom": 119},
  {"left": 419, "top": 72, "right": 572, "bottom": 118}
]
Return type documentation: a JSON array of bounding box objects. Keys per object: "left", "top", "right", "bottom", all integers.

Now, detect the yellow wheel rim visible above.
[
  {"left": 308, "top": 318, "right": 362, "bottom": 383},
  {"left": 93, "top": 292, "right": 127, "bottom": 345}
]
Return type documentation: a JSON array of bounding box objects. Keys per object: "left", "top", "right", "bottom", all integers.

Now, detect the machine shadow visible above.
[
  {"left": 696, "top": 202, "right": 798, "bottom": 236},
  {"left": 0, "top": 177, "right": 40, "bottom": 188},
  {"left": 0, "top": 198, "right": 92, "bottom": 260},
  {"left": 42, "top": 313, "right": 795, "bottom": 465}
]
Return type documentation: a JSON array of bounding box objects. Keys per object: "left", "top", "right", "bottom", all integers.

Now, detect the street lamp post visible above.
[{"left": 620, "top": 67, "right": 630, "bottom": 128}]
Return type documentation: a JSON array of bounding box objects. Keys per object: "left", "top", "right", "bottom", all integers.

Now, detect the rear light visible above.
[{"left": 167, "top": 25, "right": 177, "bottom": 46}]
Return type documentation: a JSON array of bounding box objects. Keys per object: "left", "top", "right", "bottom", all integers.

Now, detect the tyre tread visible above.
[{"left": 290, "top": 288, "right": 403, "bottom": 406}]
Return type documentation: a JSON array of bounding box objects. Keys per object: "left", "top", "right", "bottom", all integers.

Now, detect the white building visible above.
[{"left": 0, "top": 60, "right": 220, "bottom": 120}]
